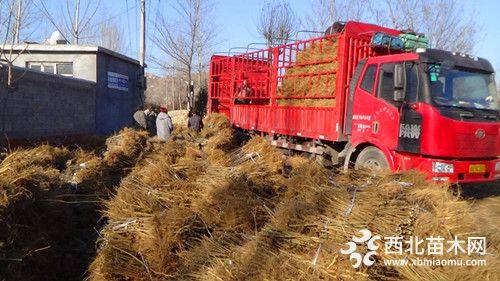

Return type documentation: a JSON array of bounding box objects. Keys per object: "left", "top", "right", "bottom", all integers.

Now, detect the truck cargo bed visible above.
[{"left": 208, "top": 22, "right": 400, "bottom": 141}]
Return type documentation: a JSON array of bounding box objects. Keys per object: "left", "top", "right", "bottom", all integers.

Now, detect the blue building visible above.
[{"left": 2, "top": 42, "right": 145, "bottom": 136}]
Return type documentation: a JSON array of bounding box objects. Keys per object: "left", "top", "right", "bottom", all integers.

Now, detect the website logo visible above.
[
  {"left": 340, "top": 229, "right": 487, "bottom": 269},
  {"left": 340, "top": 229, "right": 381, "bottom": 268}
]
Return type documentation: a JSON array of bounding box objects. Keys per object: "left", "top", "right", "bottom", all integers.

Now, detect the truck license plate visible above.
[{"left": 469, "top": 164, "right": 486, "bottom": 173}]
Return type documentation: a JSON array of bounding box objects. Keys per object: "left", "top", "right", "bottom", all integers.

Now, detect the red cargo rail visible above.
[{"left": 208, "top": 22, "right": 400, "bottom": 141}]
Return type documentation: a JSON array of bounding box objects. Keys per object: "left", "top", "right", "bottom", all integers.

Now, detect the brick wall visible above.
[{"left": 0, "top": 64, "right": 96, "bottom": 140}]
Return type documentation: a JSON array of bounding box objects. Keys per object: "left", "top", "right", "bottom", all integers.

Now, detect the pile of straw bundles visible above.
[
  {"left": 88, "top": 113, "right": 498, "bottom": 281},
  {"left": 0, "top": 126, "right": 179, "bottom": 280}
]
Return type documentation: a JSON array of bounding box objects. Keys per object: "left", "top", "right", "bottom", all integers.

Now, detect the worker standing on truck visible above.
[
  {"left": 235, "top": 79, "right": 251, "bottom": 104},
  {"left": 133, "top": 106, "right": 147, "bottom": 130},
  {"left": 156, "top": 107, "right": 174, "bottom": 141},
  {"left": 187, "top": 111, "right": 203, "bottom": 133}
]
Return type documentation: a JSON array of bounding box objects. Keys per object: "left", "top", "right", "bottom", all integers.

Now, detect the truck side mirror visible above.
[{"left": 393, "top": 64, "right": 405, "bottom": 102}]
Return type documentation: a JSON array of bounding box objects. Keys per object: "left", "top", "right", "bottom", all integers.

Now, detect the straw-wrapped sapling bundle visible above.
[
  {"left": 204, "top": 127, "right": 235, "bottom": 152},
  {"left": 0, "top": 146, "right": 70, "bottom": 208},
  {"left": 392, "top": 183, "right": 499, "bottom": 281},
  {"left": 70, "top": 129, "right": 151, "bottom": 188},
  {"left": 171, "top": 125, "right": 200, "bottom": 142},
  {"left": 236, "top": 136, "right": 286, "bottom": 190},
  {"left": 202, "top": 114, "right": 235, "bottom": 165},
  {"left": 89, "top": 155, "right": 205, "bottom": 281},
  {"left": 205, "top": 147, "right": 232, "bottom": 166},
  {"left": 103, "top": 128, "right": 150, "bottom": 170},
  {"left": 192, "top": 166, "right": 278, "bottom": 236},
  {"left": 68, "top": 150, "right": 103, "bottom": 186},
  {"left": 278, "top": 38, "right": 338, "bottom": 107},
  {"left": 169, "top": 109, "right": 189, "bottom": 128},
  {"left": 201, "top": 113, "right": 231, "bottom": 138}
]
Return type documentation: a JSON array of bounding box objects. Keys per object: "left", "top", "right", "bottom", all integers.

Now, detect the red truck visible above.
[{"left": 208, "top": 21, "right": 499, "bottom": 183}]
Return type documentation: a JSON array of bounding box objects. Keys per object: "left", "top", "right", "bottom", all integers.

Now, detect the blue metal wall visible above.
[{"left": 95, "top": 53, "right": 144, "bottom": 135}]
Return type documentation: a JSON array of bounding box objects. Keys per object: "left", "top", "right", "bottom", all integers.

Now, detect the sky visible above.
[{"left": 38, "top": 0, "right": 500, "bottom": 75}]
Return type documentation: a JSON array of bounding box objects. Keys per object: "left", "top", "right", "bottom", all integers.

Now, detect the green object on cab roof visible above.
[{"left": 399, "top": 32, "right": 429, "bottom": 51}]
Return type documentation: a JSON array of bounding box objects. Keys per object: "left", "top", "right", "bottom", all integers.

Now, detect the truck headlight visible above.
[
  {"left": 432, "top": 162, "right": 454, "bottom": 174},
  {"left": 495, "top": 162, "right": 500, "bottom": 172}
]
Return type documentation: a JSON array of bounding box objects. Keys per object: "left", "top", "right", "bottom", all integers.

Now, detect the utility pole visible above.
[
  {"left": 329, "top": 0, "right": 335, "bottom": 25},
  {"left": 74, "top": 0, "right": 80, "bottom": 44},
  {"left": 14, "top": 0, "right": 22, "bottom": 44},
  {"left": 139, "top": 0, "right": 146, "bottom": 67},
  {"left": 170, "top": 76, "right": 174, "bottom": 109}
]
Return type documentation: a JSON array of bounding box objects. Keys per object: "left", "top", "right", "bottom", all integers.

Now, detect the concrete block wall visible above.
[{"left": 0, "top": 65, "right": 96, "bottom": 140}]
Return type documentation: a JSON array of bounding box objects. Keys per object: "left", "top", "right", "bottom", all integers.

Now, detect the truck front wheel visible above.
[{"left": 354, "top": 146, "right": 389, "bottom": 170}]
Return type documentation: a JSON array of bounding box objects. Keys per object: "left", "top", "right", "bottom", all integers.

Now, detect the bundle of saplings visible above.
[{"left": 278, "top": 37, "right": 338, "bottom": 107}]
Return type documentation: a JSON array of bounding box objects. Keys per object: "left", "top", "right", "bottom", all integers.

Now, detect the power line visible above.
[{"left": 92, "top": 2, "right": 138, "bottom": 27}]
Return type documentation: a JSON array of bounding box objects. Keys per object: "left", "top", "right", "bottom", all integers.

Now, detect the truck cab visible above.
[{"left": 349, "top": 48, "right": 499, "bottom": 182}]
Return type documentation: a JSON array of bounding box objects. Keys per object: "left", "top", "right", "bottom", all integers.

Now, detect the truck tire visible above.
[{"left": 354, "top": 146, "right": 389, "bottom": 170}]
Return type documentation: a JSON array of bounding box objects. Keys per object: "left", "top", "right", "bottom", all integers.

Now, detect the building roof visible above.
[{"left": 1, "top": 43, "right": 141, "bottom": 66}]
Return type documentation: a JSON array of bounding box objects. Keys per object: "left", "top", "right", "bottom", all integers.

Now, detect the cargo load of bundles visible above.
[{"left": 278, "top": 37, "right": 338, "bottom": 107}]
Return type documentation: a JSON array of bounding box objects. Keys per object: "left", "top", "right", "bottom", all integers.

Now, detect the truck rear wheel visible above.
[{"left": 354, "top": 146, "right": 389, "bottom": 170}]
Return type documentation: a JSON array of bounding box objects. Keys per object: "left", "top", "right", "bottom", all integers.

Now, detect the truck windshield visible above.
[{"left": 427, "top": 64, "right": 498, "bottom": 111}]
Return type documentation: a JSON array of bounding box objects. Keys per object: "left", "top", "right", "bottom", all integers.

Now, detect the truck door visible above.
[
  {"left": 371, "top": 63, "right": 401, "bottom": 149},
  {"left": 349, "top": 63, "right": 379, "bottom": 139},
  {"left": 351, "top": 62, "right": 422, "bottom": 151}
]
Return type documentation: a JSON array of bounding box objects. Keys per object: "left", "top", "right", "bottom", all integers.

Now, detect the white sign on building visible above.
[{"left": 107, "top": 72, "right": 129, "bottom": 92}]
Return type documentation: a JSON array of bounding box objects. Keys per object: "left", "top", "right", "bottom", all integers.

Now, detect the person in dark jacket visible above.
[
  {"left": 133, "top": 106, "right": 147, "bottom": 130},
  {"left": 145, "top": 105, "right": 157, "bottom": 135},
  {"left": 235, "top": 79, "right": 251, "bottom": 104},
  {"left": 187, "top": 111, "right": 203, "bottom": 133}
]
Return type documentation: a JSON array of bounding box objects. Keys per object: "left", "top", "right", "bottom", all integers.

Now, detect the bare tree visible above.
[
  {"left": 373, "top": 0, "right": 478, "bottom": 52},
  {"left": 0, "top": 0, "right": 32, "bottom": 87},
  {"left": 305, "top": 0, "right": 478, "bottom": 53},
  {"left": 150, "top": 0, "right": 216, "bottom": 109},
  {"left": 305, "top": 0, "right": 370, "bottom": 33},
  {"left": 0, "top": 0, "right": 40, "bottom": 43},
  {"left": 96, "top": 19, "right": 124, "bottom": 52},
  {"left": 257, "top": 0, "right": 299, "bottom": 47},
  {"left": 38, "top": 0, "right": 101, "bottom": 44}
]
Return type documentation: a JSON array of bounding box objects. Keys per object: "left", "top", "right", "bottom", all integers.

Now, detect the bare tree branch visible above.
[
  {"left": 38, "top": 0, "right": 101, "bottom": 45},
  {"left": 0, "top": 0, "right": 41, "bottom": 43},
  {"left": 150, "top": 0, "right": 217, "bottom": 109},
  {"left": 372, "top": 0, "right": 479, "bottom": 52},
  {"left": 305, "top": 0, "right": 370, "bottom": 34},
  {"left": 96, "top": 19, "right": 124, "bottom": 52},
  {"left": 257, "top": 0, "right": 299, "bottom": 47}
]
